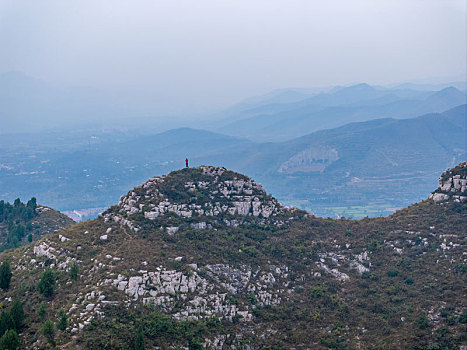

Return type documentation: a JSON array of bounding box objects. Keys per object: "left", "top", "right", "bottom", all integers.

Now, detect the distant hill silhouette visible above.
[{"left": 215, "top": 84, "right": 466, "bottom": 141}]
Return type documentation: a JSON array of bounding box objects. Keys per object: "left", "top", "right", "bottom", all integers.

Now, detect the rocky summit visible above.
[
  {"left": 0, "top": 165, "right": 466, "bottom": 349},
  {"left": 429, "top": 161, "right": 467, "bottom": 203},
  {"left": 103, "top": 166, "right": 301, "bottom": 234}
]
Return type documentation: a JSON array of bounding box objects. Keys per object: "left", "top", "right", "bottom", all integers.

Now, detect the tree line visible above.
[{"left": 0, "top": 198, "right": 38, "bottom": 251}]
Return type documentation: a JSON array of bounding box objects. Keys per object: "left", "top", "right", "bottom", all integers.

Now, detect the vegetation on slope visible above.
[
  {"left": 0, "top": 198, "right": 75, "bottom": 252},
  {"left": 0, "top": 167, "right": 465, "bottom": 349}
]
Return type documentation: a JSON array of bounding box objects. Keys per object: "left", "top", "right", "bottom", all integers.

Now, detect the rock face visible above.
[
  {"left": 429, "top": 161, "right": 467, "bottom": 203},
  {"left": 102, "top": 263, "right": 286, "bottom": 322},
  {"left": 103, "top": 166, "right": 300, "bottom": 233}
]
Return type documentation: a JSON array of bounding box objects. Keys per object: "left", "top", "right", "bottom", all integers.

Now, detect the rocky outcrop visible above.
[
  {"left": 99, "top": 263, "right": 287, "bottom": 323},
  {"left": 103, "top": 166, "right": 298, "bottom": 233},
  {"left": 429, "top": 161, "right": 467, "bottom": 203}
]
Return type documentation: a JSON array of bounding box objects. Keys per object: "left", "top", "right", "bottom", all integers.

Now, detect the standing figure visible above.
[{"left": 185, "top": 158, "right": 189, "bottom": 168}]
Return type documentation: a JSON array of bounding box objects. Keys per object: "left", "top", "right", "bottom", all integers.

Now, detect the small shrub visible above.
[
  {"left": 309, "top": 285, "right": 327, "bottom": 298},
  {"left": 417, "top": 314, "right": 429, "bottom": 330},
  {"left": 446, "top": 315, "right": 456, "bottom": 326},
  {"left": 189, "top": 338, "right": 204, "bottom": 350},
  {"left": 426, "top": 342, "right": 440, "bottom": 350},
  {"left": 57, "top": 309, "right": 67, "bottom": 331},
  {"left": 69, "top": 263, "right": 79, "bottom": 281},
  {"left": 134, "top": 327, "right": 145, "bottom": 350},
  {"left": 37, "top": 269, "right": 55, "bottom": 298},
  {"left": 41, "top": 320, "right": 55, "bottom": 339},
  {"left": 38, "top": 303, "right": 47, "bottom": 321},
  {"left": 386, "top": 269, "right": 399, "bottom": 277},
  {"left": 454, "top": 264, "right": 466, "bottom": 275},
  {"left": 0, "top": 329, "right": 20, "bottom": 350},
  {"left": 459, "top": 311, "right": 467, "bottom": 324},
  {"left": 367, "top": 239, "right": 381, "bottom": 252}
]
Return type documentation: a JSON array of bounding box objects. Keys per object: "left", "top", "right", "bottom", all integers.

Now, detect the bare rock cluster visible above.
[
  {"left": 429, "top": 161, "right": 467, "bottom": 202},
  {"left": 103, "top": 166, "right": 295, "bottom": 233}
]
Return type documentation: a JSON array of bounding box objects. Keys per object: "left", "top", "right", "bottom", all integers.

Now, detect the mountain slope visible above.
[
  {"left": 0, "top": 165, "right": 465, "bottom": 349},
  {"left": 228, "top": 105, "right": 466, "bottom": 217}
]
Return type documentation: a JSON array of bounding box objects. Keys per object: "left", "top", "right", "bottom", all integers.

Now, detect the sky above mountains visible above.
[{"left": 1, "top": 0, "right": 466, "bottom": 119}]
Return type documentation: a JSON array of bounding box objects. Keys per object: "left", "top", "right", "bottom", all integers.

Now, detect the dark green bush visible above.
[
  {"left": 0, "top": 262, "right": 12, "bottom": 290},
  {"left": 57, "top": 310, "right": 67, "bottom": 331},
  {"left": 37, "top": 269, "right": 55, "bottom": 298},
  {"left": 417, "top": 314, "right": 429, "bottom": 330},
  {"left": 0, "top": 329, "right": 20, "bottom": 350}
]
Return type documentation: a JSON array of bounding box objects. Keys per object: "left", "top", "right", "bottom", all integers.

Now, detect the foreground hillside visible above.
[{"left": 0, "top": 165, "right": 466, "bottom": 349}]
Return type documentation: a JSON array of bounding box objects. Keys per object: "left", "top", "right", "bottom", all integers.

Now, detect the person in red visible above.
[{"left": 185, "top": 158, "right": 189, "bottom": 168}]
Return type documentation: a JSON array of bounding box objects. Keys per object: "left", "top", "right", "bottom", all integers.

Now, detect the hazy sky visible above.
[{"left": 1, "top": 0, "right": 466, "bottom": 114}]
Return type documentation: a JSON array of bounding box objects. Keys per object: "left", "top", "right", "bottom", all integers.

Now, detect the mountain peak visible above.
[
  {"left": 427, "top": 86, "right": 465, "bottom": 100},
  {"left": 429, "top": 161, "right": 467, "bottom": 202},
  {"left": 347, "top": 82, "right": 374, "bottom": 90},
  {"left": 103, "top": 166, "right": 298, "bottom": 234}
]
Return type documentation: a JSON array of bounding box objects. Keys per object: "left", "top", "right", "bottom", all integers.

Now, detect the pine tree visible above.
[
  {"left": 0, "top": 311, "right": 14, "bottom": 337},
  {"left": 69, "top": 263, "right": 79, "bottom": 281},
  {"left": 0, "top": 261, "right": 12, "bottom": 290},
  {"left": 37, "top": 269, "right": 55, "bottom": 298},
  {"left": 0, "top": 329, "right": 20, "bottom": 350},
  {"left": 26, "top": 197, "right": 37, "bottom": 211},
  {"left": 38, "top": 303, "right": 47, "bottom": 321},
  {"left": 9, "top": 300, "right": 24, "bottom": 330},
  {"left": 56, "top": 310, "right": 67, "bottom": 331},
  {"left": 41, "top": 320, "right": 54, "bottom": 340}
]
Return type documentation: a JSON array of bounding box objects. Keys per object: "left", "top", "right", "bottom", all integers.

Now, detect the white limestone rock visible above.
[
  {"left": 166, "top": 227, "right": 179, "bottom": 235},
  {"left": 59, "top": 234, "right": 70, "bottom": 242},
  {"left": 33, "top": 242, "right": 57, "bottom": 260},
  {"left": 350, "top": 261, "right": 370, "bottom": 274},
  {"left": 430, "top": 193, "right": 450, "bottom": 202}
]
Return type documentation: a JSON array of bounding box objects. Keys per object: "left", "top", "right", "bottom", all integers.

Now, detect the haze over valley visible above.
[
  {"left": 0, "top": 1, "right": 466, "bottom": 349},
  {"left": 1, "top": 72, "right": 465, "bottom": 218}
]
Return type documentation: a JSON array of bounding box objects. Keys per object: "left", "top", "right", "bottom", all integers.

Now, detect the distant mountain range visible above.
[
  {"left": 1, "top": 104, "right": 465, "bottom": 218},
  {"left": 213, "top": 83, "right": 466, "bottom": 141},
  {"left": 1, "top": 71, "right": 466, "bottom": 138}
]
